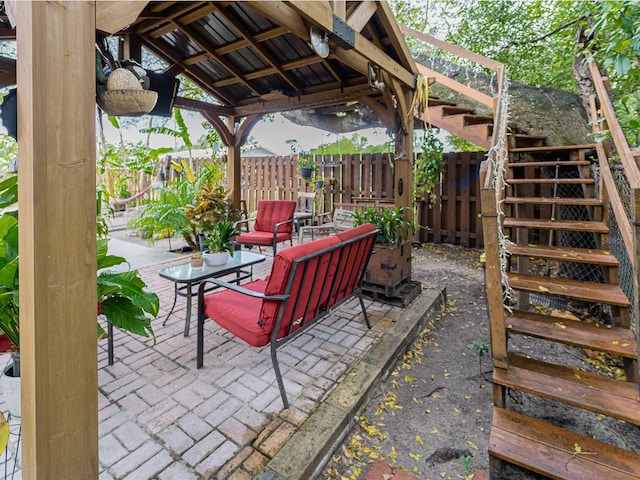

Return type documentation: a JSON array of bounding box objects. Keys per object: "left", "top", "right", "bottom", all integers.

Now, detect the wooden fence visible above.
[{"left": 161, "top": 150, "right": 486, "bottom": 247}]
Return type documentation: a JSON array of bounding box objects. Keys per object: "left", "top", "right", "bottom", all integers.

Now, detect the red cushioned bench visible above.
[{"left": 197, "top": 223, "right": 378, "bottom": 408}]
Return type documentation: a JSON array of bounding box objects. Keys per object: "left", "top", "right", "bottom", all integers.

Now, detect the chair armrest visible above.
[
  {"left": 315, "top": 211, "right": 333, "bottom": 224},
  {"left": 273, "top": 218, "right": 294, "bottom": 234},
  {"left": 197, "top": 277, "right": 288, "bottom": 301},
  {"left": 233, "top": 217, "right": 256, "bottom": 230}
]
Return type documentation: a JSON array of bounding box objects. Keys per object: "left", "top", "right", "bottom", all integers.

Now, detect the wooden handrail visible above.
[
  {"left": 415, "top": 63, "right": 494, "bottom": 108},
  {"left": 588, "top": 61, "right": 640, "bottom": 188},
  {"left": 399, "top": 25, "right": 503, "bottom": 72}
]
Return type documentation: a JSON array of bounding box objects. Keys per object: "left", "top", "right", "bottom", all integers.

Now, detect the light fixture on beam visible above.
[{"left": 309, "top": 25, "right": 330, "bottom": 58}]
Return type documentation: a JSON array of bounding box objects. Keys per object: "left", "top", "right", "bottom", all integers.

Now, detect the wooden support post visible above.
[
  {"left": 480, "top": 161, "right": 508, "bottom": 370},
  {"left": 18, "top": 2, "right": 98, "bottom": 478},
  {"left": 227, "top": 116, "right": 242, "bottom": 211},
  {"left": 394, "top": 86, "right": 414, "bottom": 214}
]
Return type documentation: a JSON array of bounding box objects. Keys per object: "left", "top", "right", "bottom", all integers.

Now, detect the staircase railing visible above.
[
  {"left": 399, "top": 24, "right": 509, "bottom": 368},
  {"left": 588, "top": 61, "right": 640, "bottom": 321}
]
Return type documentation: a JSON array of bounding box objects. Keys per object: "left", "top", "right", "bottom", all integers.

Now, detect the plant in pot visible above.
[
  {"left": 190, "top": 252, "right": 204, "bottom": 269},
  {"left": 0, "top": 175, "right": 160, "bottom": 418},
  {"left": 352, "top": 205, "right": 416, "bottom": 294},
  {"left": 203, "top": 220, "right": 239, "bottom": 266},
  {"left": 297, "top": 152, "right": 318, "bottom": 180},
  {"left": 184, "top": 181, "right": 231, "bottom": 252}
]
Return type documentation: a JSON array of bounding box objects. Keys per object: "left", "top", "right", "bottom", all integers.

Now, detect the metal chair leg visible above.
[{"left": 271, "top": 343, "right": 289, "bottom": 408}]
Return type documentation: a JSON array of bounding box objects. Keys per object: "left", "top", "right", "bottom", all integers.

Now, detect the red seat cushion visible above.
[
  {"left": 234, "top": 231, "right": 291, "bottom": 246},
  {"left": 203, "top": 279, "right": 270, "bottom": 347},
  {"left": 333, "top": 223, "right": 377, "bottom": 301},
  {"left": 335, "top": 223, "right": 376, "bottom": 242}
]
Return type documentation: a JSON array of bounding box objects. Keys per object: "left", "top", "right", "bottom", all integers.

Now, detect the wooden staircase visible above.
[
  {"left": 401, "top": 25, "right": 640, "bottom": 479},
  {"left": 484, "top": 142, "right": 640, "bottom": 479}
]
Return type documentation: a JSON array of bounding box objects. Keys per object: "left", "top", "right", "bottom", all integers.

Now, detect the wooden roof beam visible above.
[
  {"left": 246, "top": 1, "right": 343, "bottom": 84},
  {"left": 347, "top": 1, "right": 377, "bottom": 33},
  {"left": 173, "top": 18, "right": 262, "bottom": 97},
  {"left": 287, "top": 2, "right": 415, "bottom": 88},
  {"left": 213, "top": 5, "right": 302, "bottom": 93},
  {"left": 174, "top": 96, "right": 236, "bottom": 116},
  {"left": 135, "top": 2, "right": 208, "bottom": 35},
  {"left": 146, "top": 3, "right": 218, "bottom": 39},
  {"left": 140, "top": 34, "right": 237, "bottom": 106},
  {"left": 234, "top": 83, "right": 377, "bottom": 116},
  {"left": 377, "top": 1, "right": 416, "bottom": 71}
]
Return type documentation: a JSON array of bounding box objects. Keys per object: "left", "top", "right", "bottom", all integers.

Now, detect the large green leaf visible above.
[
  {"left": 98, "top": 271, "right": 159, "bottom": 316},
  {"left": 100, "top": 296, "right": 153, "bottom": 338}
]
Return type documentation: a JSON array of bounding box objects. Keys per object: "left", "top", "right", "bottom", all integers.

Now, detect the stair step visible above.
[
  {"left": 505, "top": 244, "right": 618, "bottom": 266},
  {"left": 460, "top": 114, "right": 494, "bottom": 125},
  {"left": 505, "top": 197, "right": 601, "bottom": 206},
  {"left": 512, "top": 133, "right": 546, "bottom": 148},
  {"left": 508, "top": 178, "right": 594, "bottom": 185},
  {"left": 505, "top": 309, "right": 636, "bottom": 358},
  {"left": 510, "top": 143, "right": 597, "bottom": 153},
  {"left": 508, "top": 160, "right": 591, "bottom": 168},
  {"left": 426, "top": 97, "right": 457, "bottom": 107},
  {"left": 503, "top": 217, "right": 609, "bottom": 234},
  {"left": 506, "top": 272, "right": 629, "bottom": 306},
  {"left": 490, "top": 407, "right": 640, "bottom": 480},
  {"left": 495, "top": 354, "right": 640, "bottom": 424},
  {"left": 438, "top": 105, "right": 475, "bottom": 116}
]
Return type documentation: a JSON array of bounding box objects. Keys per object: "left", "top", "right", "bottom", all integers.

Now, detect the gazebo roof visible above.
[
  {"left": 0, "top": 1, "right": 418, "bottom": 137},
  {"left": 122, "top": 1, "right": 416, "bottom": 117}
]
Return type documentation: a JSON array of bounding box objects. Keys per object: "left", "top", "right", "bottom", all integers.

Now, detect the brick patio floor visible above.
[{"left": 0, "top": 250, "right": 404, "bottom": 479}]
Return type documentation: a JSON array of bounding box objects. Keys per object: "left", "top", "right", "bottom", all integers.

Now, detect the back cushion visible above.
[
  {"left": 255, "top": 200, "right": 297, "bottom": 234},
  {"left": 259, "top": 235, "right": 340, "bottom": 337},
  {"left": 332, "top": 223, "right": 377, "bottom": 301}
]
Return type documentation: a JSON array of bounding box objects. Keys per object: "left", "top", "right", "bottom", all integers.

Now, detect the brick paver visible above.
[{"left": 0, "top": 247, "right": 403, "bottom": 479}]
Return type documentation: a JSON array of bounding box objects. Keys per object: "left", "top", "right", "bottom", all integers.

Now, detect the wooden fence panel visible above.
[{"left": 175, "top": 150, "right": 485, "bottom": 247}]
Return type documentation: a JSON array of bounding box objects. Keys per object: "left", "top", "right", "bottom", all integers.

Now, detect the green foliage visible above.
[
  {"left": 97, "top": 238, "right": 159, "bottom": 340},
  {"left": 414, "top": 129, "right": 444, "bottom": 205},
  {"left": 0, "top": 174, "right": 159, "bottom": 353},
  {"left": 352, "top": 206, "right": 415, "bottom": 246},
  {"left": 140, "top": 108, "right": 193, "bottom": 153},
  {"left": 396, "top": 0, "right": 640, "bottom": 146},
  {"left": 297, "top": 151, "right": 319, "bottom": 171},
  {"left": 203, "top": 220, "right": 239, "bottom": 255},
  {"left": 129, "top": 160, "right": 228, "bottom": 250}
]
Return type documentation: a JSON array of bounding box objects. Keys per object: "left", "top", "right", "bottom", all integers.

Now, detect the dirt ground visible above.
[{"left": 323, "top": 243, "right": 640, "bottom": 480}]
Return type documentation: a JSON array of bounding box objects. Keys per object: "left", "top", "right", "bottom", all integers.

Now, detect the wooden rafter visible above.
[
  {"left": 246, "top": 1, "right": 343, "bottom": 84},
  {"left": 212, "top": 5, "right": 302, "bottom": 93},
  {"left": 287, "top": 1, "right": 415, "bottom": 87},
  {"left": 235, "top": 83, "right": 377, "bottom": 116},
  {"left": 347, "top": 1, "right": 377, "bottom": 32},
  {"left": 173, "top": 19, "right": 261, "bottom": 98}
]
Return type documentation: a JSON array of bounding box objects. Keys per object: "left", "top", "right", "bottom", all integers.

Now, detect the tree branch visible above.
[{"left": 499, "top": 15, "right": 588, "bottom": 52}]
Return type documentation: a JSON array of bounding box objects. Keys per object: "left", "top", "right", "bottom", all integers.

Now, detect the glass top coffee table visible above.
[{"left": 159, "top": 251, "right": 266, "bottom": 336}]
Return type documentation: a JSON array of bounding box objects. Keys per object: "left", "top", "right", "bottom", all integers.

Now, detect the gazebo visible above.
[{"left": 0, "top": 2, "right": 417, "bottom": 477}]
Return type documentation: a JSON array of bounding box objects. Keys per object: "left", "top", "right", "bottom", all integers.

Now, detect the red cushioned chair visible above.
[
  {"left": 233, "top": 200, "right": 297, "bottom": 255},
  {"left": 197, "top": 224, "right": 378, "bottom": 408}
]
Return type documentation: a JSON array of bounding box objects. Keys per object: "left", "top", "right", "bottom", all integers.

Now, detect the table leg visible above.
[
  {"left": 162, "top": 283, "right": 179, "bottom": 326},
  {"left": 184, "top": 281, "right": 193, "bottom": 337}
]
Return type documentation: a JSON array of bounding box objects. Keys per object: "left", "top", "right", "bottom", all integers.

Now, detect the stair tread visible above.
[
  {"left": 505, "top": 309, "right": 636, "bottom": 358},
  {"left": 426, "top": 96, "right": 457, "bottom": 107},
  {"left": 490, "top": 407, "right": 640, "bottom": 480},
  {"left": 495, "top": 354, "right": 640, "bottom": 424},
  {"left": 437, "top": 105, "right": 475, "bottom": 115},
  {"left": 508, "top": 160, "right": 591, "bottom": 167},
  {"left": 505, "top": 244, "right": 617, "bottom": 266},
  {"left": 503, "top": 218, "right": 609, "bottom": 233},
  {"left": 508, "top": 178, "right": 594, "bottom": 184},
  {"left": 506, "top": 272, "right": 630, "bottom": 306},
  {"left": 510, "top": 143, "right": 597, "bottom": 153},
  {"left": 505, "top": 197, "right": 601, "bottom": 206}
]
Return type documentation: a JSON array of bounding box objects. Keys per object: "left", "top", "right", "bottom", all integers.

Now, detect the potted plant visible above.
[
  {"left": 352, "top": 205, "right": 416, "bottom": 294},
  {"left": 203, "top": 220, "right": 239, "bottom": 266},
  {"left": 313, "top": 176, "right": 325, "bottom": 189},
  {"left": 184, "top": 181, "right": 231, "bottom": 250},
  {"left": 297, "top": 152, "right": 318, "bottom": 180},
  {"left": 190, "top": 252, "right": 204, "bottom": 269}
]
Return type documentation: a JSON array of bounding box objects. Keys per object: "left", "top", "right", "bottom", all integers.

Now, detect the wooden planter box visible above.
[{"left": 364, "top": 241, "right": 411, "bottom": 289}]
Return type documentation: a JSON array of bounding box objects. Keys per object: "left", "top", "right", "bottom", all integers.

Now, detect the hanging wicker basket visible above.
[{"left": 97, "top": 89, "right": 158, "bottom": 117}]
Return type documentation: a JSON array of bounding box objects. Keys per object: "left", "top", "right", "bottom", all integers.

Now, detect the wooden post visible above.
[
  {"left": 227, "top": 116, "right": 242, "bottom": 211},
  {"left": 394, "top": 87, "right": 414, "bottom": 213},
  {"left": 17, "top": 2, "right": 98, "bottom": 478},
  {"left": 479, "top": 161, "right": 508, "bottom": 370}
]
